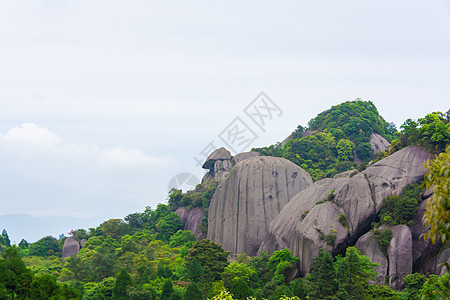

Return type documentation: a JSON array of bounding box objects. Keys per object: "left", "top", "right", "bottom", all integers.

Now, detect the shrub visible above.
[
  {"left": 338, "top": 214, "right": 348, "bottom": 231},
  {"left": 372, "top": 228, "right": 392, "bottom": 256},
  {"left": 300, "top": 210, "right": 309, "bottom": 222},
  {"left": 324, "top": 233, "right": 336, "bottom": 246},
  {"left": 379, "top": 183, "right": 422, "bottom": 225}
]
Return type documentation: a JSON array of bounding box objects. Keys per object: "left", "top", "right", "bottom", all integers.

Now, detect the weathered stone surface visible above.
[
  {"left": 355, "top": 231, "right": 388, "bottom": 285},
  {"left": 207, "top": 159, "right": 233, "bottom": 183},
  {"left": 259, "top": 178, "right": 347, "bottom": 254},
  {"left": 175, "top": 207, "right": 205, "bottom": 239},
  {"left": 201, "top": 172, "right": 214, "bottom": 184},
  {"left": 202, "top": 147, "right": 232, "bottom": 170},
  {"left": 263, "top": 174, "right": 372, "bottom": 275},
  {"left": 415, "top": 247, "right": 449, "bottom": 276},
  {"left": 411, "top": 198, "right": 434, "bottom": 267},
  {"left": 62, "top": 237, "right": 80, "bottom": 258},
  {"left": 370, "top": 133, "right": 390, "bottom": 155},
  {"left": 290, "top": 201, "right": 348, "bottom": 275},
  {"left": 333, "top": 169, "right": 358, "bottom": 179},
  {"left": 208, "top": 156, "right": 312, "bottom": 256},
  {"left": 261, "top": 146, "right": 431, "bottom": 275},
  {"left": 334, "top": 174, "right": 375, "bottom": 236},
  {"left": 80, "top": 239, "right": 87, "bottom": 248},
  {"left": 388, "top": 225, "right": 413, "bottom": 290},
  {"left": 202, "top": 150, "right": 260, "bottom": 184},
  {"left": 364, "top": 146, "right": 432, "bottom": 212},
  {"left": 438, "top": 249, "right": 450, "bottom": 276},
  {"left": 232, "top": 151, "right": 260, "bottom": 165}
]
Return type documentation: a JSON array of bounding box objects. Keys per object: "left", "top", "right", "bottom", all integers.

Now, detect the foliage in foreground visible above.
[{"left": 423, "top": 145, "right": 450, "bottom": 246}]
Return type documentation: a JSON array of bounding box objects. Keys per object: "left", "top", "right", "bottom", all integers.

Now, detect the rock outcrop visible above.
[
  {"left": 370, "top": 133, "right": 390, "bottom": 156},
  {"left": 415, "top": 246, "right": 450, "bottom": 277},
  {"left": 410, "top": 197, "right": 439, "bottom": 271},
  {"left": 202, "top": 147, "right": 233, "bottom": 183},
  {"left": 355, "top": 231, "right": 388, "bottom": 285},
  {"left": 201, "top": 148, "right": 260, "bottom": 183},
  {"left": 175, "top": 207, "right": 205, "bottom": 239},
  {"left": 261, "top": 146, "right": 432, "bottom": 276},
  {"left": 388, "top": 225, "right": 413, "bottom": 290},
  {"left": 354, "top": 194, "right": 447, "bottom": 289},
  {"left": 208, "top": 156, "right": 313, "bottom": 256},
  {"left": 364, "top": 146, "right": 433, "bottom": 211},
  {"left": 333, "top": 169, "right": 358, "bottom": 179},
  {"left": 202, "top": 147, "right": 232, "bottom": 170},
  {"left": 259, "top": 178, "right": 348, "bottom": 254},
  {"left": 62, "top": 237, "right": 80, "bottom": 258},
  {"left": 232, "top": 152, "right": 260, "bottom": 165},
  {"left": 437, "top": 249, "right": 450, "bottom": 276}
]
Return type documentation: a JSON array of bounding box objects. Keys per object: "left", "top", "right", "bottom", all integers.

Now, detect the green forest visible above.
[
  {"left": 1, "top": 101, "right": 449, "bottom": 300},
  {"left": 252, "top": 100, "right": 449, "bottom": 181}
]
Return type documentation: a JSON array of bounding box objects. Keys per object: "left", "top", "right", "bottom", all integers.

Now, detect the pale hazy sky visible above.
[{"left": 1, "top": 0, "right": 449, "bottom": 242}]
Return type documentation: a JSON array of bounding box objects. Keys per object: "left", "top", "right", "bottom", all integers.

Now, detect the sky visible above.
[{"left": 0, "top": 0, "right": 449, "bottom": 243}]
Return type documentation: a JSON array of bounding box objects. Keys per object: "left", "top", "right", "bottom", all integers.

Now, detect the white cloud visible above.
[
  {"left": 3, "top": 123, "right": 61, "bottom": 147},
  {"left": 0, "top": 123, "right": 178, "bottom": 218},
  {"left": 0, "top": 123, "right": 173, "bottom": 170}
]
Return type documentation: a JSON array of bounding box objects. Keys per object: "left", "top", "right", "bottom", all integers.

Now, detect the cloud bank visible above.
[{"left": 0, "top": 123, "right": 177, "bottom": 219}]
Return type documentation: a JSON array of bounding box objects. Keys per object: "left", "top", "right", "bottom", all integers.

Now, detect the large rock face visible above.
[
  {"left": 261, "top": 146, "right": 432, "bottom": 275},
  {"left": 364, "top": 146, "right": 433, "bottom": 211},
  {"left": 355, "top": 231, "right": 388, "bottom": 285},
  {"left": 62, "top": 237, "right": 80, "bottom": 258},
  {"left": 388, "top": 225, "right": 413, "bottom": 290},
  {"left": 410, "top": 197, "right": 440, "bottom": 271},
  {"left": 207, "top": 156, "right": 312, "bottom": 256},
  {"left": 370, "top": 133, "right": 390, "bottom": 156},
  {"left": 437, "top": 249, "right": 450, "bottom": 276},
  {"left": 259, "top": 178, "right": 348, "bottom": 253},
  {"left": 175, "top": 207, "right": 205, "bottom": 239}
]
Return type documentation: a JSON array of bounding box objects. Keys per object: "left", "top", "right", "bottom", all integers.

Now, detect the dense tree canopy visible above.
[
  {"left": 392, "top": 111, "right": 450, "bottom": 154},
  {"left": 253, "top": 100, "right": 396, "bottom": 180}
]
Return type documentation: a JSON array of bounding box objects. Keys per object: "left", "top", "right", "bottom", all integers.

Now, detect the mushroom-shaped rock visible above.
[
  {"left": 202, "top": 151, "right": 260, "bottom": 184},
  {"left": 207, "top": 156, "right": 312, "bottom": 256},
  {"left": 370, "top": 133, "right": 390, "bottom": 155},
  {"left": 62, "top": 237, "right": 80, "bottom": 258},
  {"left": 175, "top": 207, "right": 205, "bottom": 239},
  {"left": 202, "top": 147, "right": 232, "bottom": 170},
  {"left": 355, "top": 231, "right": 388, "bottom": 285},
  {"left": 388, "top": 225, "right": 413, "bottom": 290},
  {"left": 364, "top": 146, "right": 432, "bottom": 211},
  {"left": 202, "top": 160, "right": 234, "bottom": 184}
]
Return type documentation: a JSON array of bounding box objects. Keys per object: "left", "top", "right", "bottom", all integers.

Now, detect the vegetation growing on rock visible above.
[
  {"left": 253, "top": 100, "right": 396, "bottom": 181},
  {"left": 2, "top": 101, "right": 449, "bottom": 299}
]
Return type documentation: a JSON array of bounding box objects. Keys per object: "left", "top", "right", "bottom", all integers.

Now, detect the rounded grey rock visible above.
[{"left": 207, "top": 156, "right": 312, "bottom": 256}]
